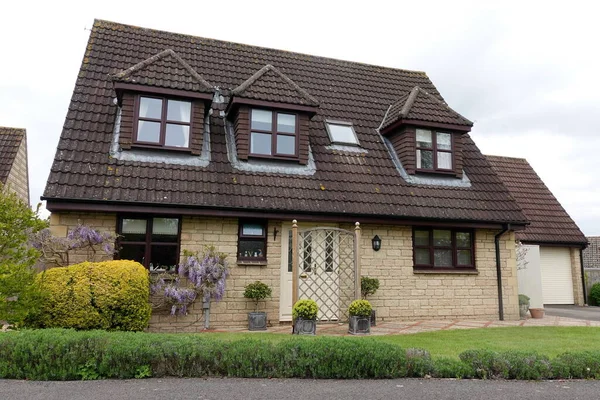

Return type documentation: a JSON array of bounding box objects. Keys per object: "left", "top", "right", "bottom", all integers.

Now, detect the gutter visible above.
[
  {"left": 494, "top": 224, "right": 511, "bottom": 321},
  {"left": 580, "top": 248, "right": 588, "bottom": 305}
]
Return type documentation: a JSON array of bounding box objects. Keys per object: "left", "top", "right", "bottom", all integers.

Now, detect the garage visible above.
[{"left": 540, "top": 247, "right": 574, "bottom": 305}]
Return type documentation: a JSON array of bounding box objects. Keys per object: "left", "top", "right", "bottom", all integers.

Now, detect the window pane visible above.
[
  {"left": 433, "top": 230, "right": 451, "bottom": 246},
  {"left": 288, "top": 230, "right": 293, "bottom": 272},
  {"left": 414, "top": 230, "right": 430, "bottom": 246},
  {"left": 416, "top": 129, "right": 432, "bottom": 148},
  {"left": 415, "top": 248, "right": 430, "bottom": 265},
  {"left": 120, "top": 243, "right": 146, "bottom": 265},
  {"left": 242, "top": 223, "right": 264, "bottom": 236},
  {"left": 327, "top": 123, "right": 357, "bottom": 144},
  {"left": 457, "top": 250, "right": 472, "bottom": 266},
  {"left": 165, "top": 124, "right": 190, "bottom": 147},
  {"left": 251, "top": 109, "right": 272, "bottom": 131},
  {"left": 438, "top": 152, "right": 452, "bottom": 169},
  {"left": 167, "top": 100, "right": 191, "bottom": 122},
  {"left": 434, "top": 249, "right": 452, "bottom": 266},
  {"left": 456, "top": 232, "right": 471, "bottom": 248},
  {"left": 150, "top": 245, "right": 179, "bottom": 271},
  {"left": 139, "top": 97, "right": 162, "bottom": 119},
  {"left": 276, "top": 135, "right": 296, "bottom": 155},
  {"left": 437, "top": 132, "right": 452, "bottom": 150},
  {"left": 152, "top": 218, "right": 179, "bottom": 242},
  {"left": 277, "top": 113, "right": 296, "bottom": 133},
  {"left": 238, "top": 240, "right": 265, "bottom": 259},
  {"left": 250, "top": 132, "right": 272, "bottom": 155},
  {"left": 137, "top": 121, "right": 161, "bottom": 143},
  {"left": 122, "top": 218, "right": 147, "bottom": 241},
  {"left": 417, "top": 150, "right": 433, "bottom": 169}
]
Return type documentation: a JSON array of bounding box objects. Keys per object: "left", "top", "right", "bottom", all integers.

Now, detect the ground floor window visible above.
[
  {"left": 413, "top": 228, "right": 475, "bottom": 269},
  {"left": 238, "top": 219, "right": 267, "bottom": 262},
  {"left": 117, "top": 216, "right": 181, "bottom": 271}
]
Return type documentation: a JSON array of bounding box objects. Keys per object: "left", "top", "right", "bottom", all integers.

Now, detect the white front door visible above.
[{"left": 279, "top": 225, "right": 294, "bottom": 321}]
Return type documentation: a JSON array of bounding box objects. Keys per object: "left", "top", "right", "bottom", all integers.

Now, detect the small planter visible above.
[
  {"left": 370, "top": 309, "right": 377, "bottom": 326},
  {"left": 348, "top": 315, "right": 371, "bottom": 335},
  {"left": 248, "top": 311, "right": 267, "bottom": 331},
  {"left": 293, "top": 318, "right": 317, "bottom": 335},
  {"left": 529, "top": 308, "right": 545, "bottom": 319},
  {"left": 519, "top": 304, "right": 529, "bottom": 319}
]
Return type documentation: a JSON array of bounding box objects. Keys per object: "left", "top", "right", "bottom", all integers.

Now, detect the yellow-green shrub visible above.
[{"left": 33, "top": 260, "right": 151, "bottom": 331}]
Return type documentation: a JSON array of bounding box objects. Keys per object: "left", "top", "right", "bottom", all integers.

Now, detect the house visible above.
[
  {"left": 487, "top": 156, "right": 587, "bottom": 308},
  {"left": 583, "top": 237, "right": 600, "bottom": 269},
  {"left": 0, "top": 127, "right": 30, "bottom": 204},
  {"left": 43, "top": 19, "right": 542, "bottom": 332}
]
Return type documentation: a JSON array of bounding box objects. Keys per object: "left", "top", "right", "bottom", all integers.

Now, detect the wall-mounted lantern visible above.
[{"left": 372, "top": 235, "right": 381, "bottom": 251}]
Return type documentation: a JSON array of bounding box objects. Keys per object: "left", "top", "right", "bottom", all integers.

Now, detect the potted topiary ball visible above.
[
  {"left": 292, "top": 299, "right": 318, "bottom": 335},
  {"left": 348, "top": 299, "right": 372, "bottom": 335},
  {"left": 518, "top": 294, "right": 530, "bottom": 319},
  {"left": 243, "top": 281, "right": 272, "bottom": 331},
  {"left": 361, "top": 276, "right": 380, "bottom": 326}
]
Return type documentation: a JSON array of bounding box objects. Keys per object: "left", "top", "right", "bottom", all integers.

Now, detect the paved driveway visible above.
[{"left": 545, "top": 305, "right": 600, "bottom": 321}]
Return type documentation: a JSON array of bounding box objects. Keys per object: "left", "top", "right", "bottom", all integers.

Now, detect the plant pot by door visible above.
[
  {"left": 293, "top": 318, "right": 317, "bottom": 335},
  {"left": 248, "top": 312, "right": 267, "bottom": 331},
  {"left": 348, "top": 316, "right": 371, "bottom": 335},
  {"left": 529, "top": 308, "right": 545, "bottom": 319},
  {"left": 519, "top": 304, "right": 529, "bottom": 319}
]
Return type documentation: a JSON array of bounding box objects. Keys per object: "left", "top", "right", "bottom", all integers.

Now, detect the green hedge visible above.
[
  {"left": 2, "top": 329, "right": 600, "bottom": 381},
  {"left": 30, "top": 260, "right": 151, "bottom": 331}
]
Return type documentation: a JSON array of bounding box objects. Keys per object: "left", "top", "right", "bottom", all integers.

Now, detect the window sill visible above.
[
  {"left": 237, "top": 260, "right": 268, "bottom": 267},
  {"left": 413, "top": 268, "right": 479, "bottom": 275}
]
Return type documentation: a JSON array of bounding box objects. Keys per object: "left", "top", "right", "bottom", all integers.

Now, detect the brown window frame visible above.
[
  {"left": 412, "top": 227, "right": 475, "bottom": 270},
  {"left": 237, "top": 219, "right": 268, "bottom": 262},
  {"left": 249, "top": 108, "right": 299, "bottom": 160},
  {"left": 416, "top": 129, "right": 454, "bottom": 173},
  {"left": 116, "top": 215, "right": 182, "bottom": 272},
  {"left": 133, "top": 95, "right": 194, "bottom": 152}
]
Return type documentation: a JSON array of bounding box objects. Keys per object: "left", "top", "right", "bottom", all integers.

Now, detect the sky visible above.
[{"left": 1, "top": 0, "right": 599, "bottom": 235}]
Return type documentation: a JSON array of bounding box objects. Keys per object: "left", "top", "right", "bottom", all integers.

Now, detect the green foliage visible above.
[
  {"left": 0, "top": 186, "right": 48, "bottom": 325},
  {"left": 589, "top": 283, "right": 600, "bottom": 306},
  {"left": 243, "top": 281, "right": 272, "bottom": 312},
  {"left": 459, "top": 349, "right": 553, "bottom": 379},
  {"left": 360, "top": 276, "right": 380, "bottom": 299},
  {"left": 292, "top": 299, "right": 318, "bottom": 320},
  {"left": 348, "top": 299, "right": 372, "bottom": 317},
  {"left": 30, "top": 260, "right": 151, "bottom": 331},
  {"left": 518, "top": 294, "right": 530, "bottom": 306}
]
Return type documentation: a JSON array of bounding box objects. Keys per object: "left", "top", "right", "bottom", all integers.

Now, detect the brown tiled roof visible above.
[
  {"left": 487, "top": 155, "right": 586, "bottom": 245},
  {"left": 111, "top": 49, "right": 213, "bottom": 93},
  {"left": 0, "top": 127, "right": 25, "bottom": 185},
  {"left": 232, "top": 64, "right": 319, "bottom": 107},
  {"left": 583, "top": 237, "right": 600, "bottom": 268},
  {"left": 381, "top": 86, "right": 473, "bottom": 131},
  {"left": 42, "top": 20, "right": 527, "bottom": 225}
]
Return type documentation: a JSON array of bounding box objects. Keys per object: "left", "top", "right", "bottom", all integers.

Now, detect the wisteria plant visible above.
[{"left": 150, "top": 246, "right": 230, "bottom": 316}]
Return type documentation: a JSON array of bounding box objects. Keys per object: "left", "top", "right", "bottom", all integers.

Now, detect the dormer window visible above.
[
  {"left": 135, "top": 96, "right": 192, "bottom": 149},
  {"left": 250, "top": 109, "right": 298, "bottom": 158},
  {"left": 416, "top": 129, "right": 453, "bottom": 171},
  {"left": 325, "top": 121, "right": 359, "bottom": 145}
]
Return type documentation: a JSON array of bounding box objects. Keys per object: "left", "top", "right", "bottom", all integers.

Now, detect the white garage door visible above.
[{"left": 539, "top": 247, "right": 574, "bottom": 304}]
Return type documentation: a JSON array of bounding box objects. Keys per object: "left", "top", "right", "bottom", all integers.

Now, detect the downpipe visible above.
[{"left": 494, "top": 224, "right": 510, "bottom": 321}]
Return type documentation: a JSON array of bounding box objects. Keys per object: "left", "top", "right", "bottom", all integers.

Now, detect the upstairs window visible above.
[
  {"left": 413, "top": 228, "right": 474, "bottom": 269},
  {"left": 250, "top": 109, "right": 298, "bottom": 158},
  {"left": 325, "top": 121, "right": 359, "bottom": 145},
  {"left": 416, "top": 129, "right": 453, "bottom": 171},
  {"left": 135, "top": 96, "right": 192, "bottom": 149}
]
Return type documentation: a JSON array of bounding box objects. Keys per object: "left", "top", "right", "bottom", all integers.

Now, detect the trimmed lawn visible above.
[{"left": 202, "top": 327, "right": 600, "bottom": 358}]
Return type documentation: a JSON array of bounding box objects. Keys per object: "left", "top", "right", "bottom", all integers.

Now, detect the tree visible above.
[{"left": 0, "top": 185, "right": 48, "bottom": 325}]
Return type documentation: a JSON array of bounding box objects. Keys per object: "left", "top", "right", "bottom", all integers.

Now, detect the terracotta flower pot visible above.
[{"left": 529, "top": 308, "right": 545, "bottom": 319}]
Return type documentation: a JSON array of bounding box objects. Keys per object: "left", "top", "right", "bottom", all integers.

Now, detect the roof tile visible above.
[{"left": 0, "top": 127, "right": 25, "bottom": 185}]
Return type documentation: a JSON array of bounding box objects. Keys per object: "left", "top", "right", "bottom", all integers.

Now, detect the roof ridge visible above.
[
  {"left": 399, "top": 86, "right": 420, "bottom": 117},
  {"left": 110, "top": 48, "right": 213, "bottom": 90},
  {"left": 0, "top": 127, "right": 26, "bottom": 134},
  {"left": 486, "top": 154, "right": 528, "bottom": 162},
  {"left": 93, "top": 19, "right": 431, "bottom": 77},
  {"left": 232, "top": 64, "right": 319, "bottom": 106}
]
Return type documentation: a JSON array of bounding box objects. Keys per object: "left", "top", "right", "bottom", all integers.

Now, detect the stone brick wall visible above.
[
  {"left": 570, "top": 248, "right": 585, "bottom": 305},
  {"left": 5, "top": 136, "right": 29, "bottom": 204}
]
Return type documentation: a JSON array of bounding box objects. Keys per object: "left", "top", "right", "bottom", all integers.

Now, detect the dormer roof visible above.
[
  {"left": 111, "top": 49, "right": 214, "bottom": 94},
  {"left": 0, "top": 127, "right": 25, "bottom": 185},
  {"left": 230, "top": 64, "right": 319, "bottom": 109},
  {"left": 380, "top": 86, "right": 473, "bottom": 133}
]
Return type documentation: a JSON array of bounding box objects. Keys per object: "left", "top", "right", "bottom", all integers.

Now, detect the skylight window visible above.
[{"left": 325, "top": 121, "right": 359, "bottom": 145}]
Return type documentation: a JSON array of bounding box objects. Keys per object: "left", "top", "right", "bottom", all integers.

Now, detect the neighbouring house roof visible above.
[
  {"left": 487, "top": 155, "right": 587, "bottom": 245},
  {"left": 380, "top": 86, "right": 473, "bottom": 131},
  {"left": 0, "top": 127, "right": 25, "bottom": 185},
  {"left": 42, "top": 19, "right": 527, "bottom": 226},
  {"left": 583, "top": 237, "right": 600, "bottom": 268}
]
